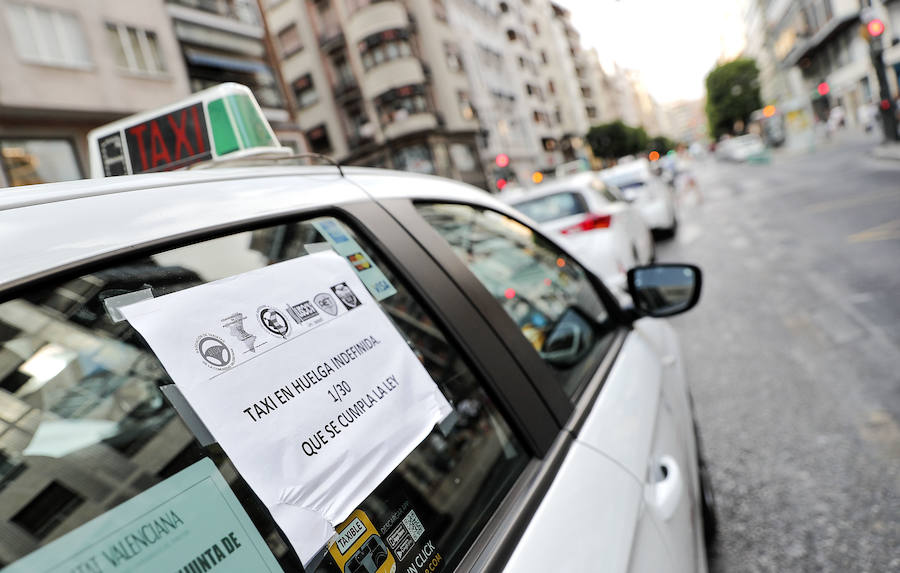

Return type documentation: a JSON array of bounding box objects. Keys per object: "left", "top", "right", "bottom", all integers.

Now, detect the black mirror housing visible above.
[{"left": 627, "top": 264, "right": 702, "bottom": 318}]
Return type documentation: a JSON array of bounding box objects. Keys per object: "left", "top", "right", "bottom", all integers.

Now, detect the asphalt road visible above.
[{"left": 656, "top": 139, "right": 900, "bottom": 572}]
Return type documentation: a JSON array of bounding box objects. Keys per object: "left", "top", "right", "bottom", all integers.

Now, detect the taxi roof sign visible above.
[{"left": 88, "top": 83, "right": 290, "bottom": 178}]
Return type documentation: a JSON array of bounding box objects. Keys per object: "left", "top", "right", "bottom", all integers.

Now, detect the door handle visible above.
[{"left": 645, "top": 455, "right": 682, "bottom": 522}]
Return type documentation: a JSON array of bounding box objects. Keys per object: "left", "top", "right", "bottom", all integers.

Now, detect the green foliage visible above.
[
  {"left": 586, "top": 121, "right": 650, "bottom": 159},
  {"left": 648, "top": 135, "right": 676, "bottom": 154},
  {"left": 705, "top": 58, "right": 763, "bottom": 138}
]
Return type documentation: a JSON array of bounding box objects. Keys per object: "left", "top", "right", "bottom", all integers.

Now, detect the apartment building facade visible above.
[
  {"left": 0, "top": 0, "right": 191, "bottom": 187},
  {"left": 262, "top": 0, "right": 487, "bottom": 187},
  {"left": 166, "top": 0, "right": 305, "bottom": 150}
]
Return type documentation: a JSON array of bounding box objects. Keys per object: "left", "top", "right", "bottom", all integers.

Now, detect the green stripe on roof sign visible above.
[
  {"left": 227, "top": 94, "right": 277, "bottom": 149},
  {"left": 207, "top": 98, "right": 239, "bottom": 156}
]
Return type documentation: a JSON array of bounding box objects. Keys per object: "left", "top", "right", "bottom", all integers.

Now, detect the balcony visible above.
[
  {"left": 362, "top": 58, "right": 424, "bottom": 100},
  {"left": 346, "top": 1, "right": 408, "bottom": 45},
  {"left": 333, "top": 77, "right": 361, "bottom": 103},
  {"left": 384, "top": 112, "right": 437, "bottom": 140}
]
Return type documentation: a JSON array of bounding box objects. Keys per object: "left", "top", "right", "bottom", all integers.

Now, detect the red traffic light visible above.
[
  {"left": 495, "top": 153, "right": 510, "bottom": 168},
  {"left": 496, "top": 178, "right": 508, "bottom": 190},
  {"left": 817, "top": 82, "right": 830, "bottom": 96},
  {"left": 867, "top": 18, "right": 885, "bottom": 38},
  {"left": 881, "top": 99, "right": 892, "bottom": 111}
]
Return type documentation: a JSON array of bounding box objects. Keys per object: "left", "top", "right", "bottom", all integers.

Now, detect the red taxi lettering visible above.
[
  {"left": 127, "top": 124, "right": 150, "bottom": 171},
  {"left": 150, "top": 122, "right": 172, "bottom": 167},
  {"left": 168, "top": 110, "right": 195, "bottom": 159}
]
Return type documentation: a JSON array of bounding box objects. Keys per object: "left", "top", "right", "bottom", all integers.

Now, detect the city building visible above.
[
  {"left": 0, "top": 0, "right": 191, "bottom": 187},
  {"left": 665, "top": 99, "right": 708, "bottom": 144},
  {"left": 261, "top": 0, "right": 488, "bottom": 188},
  {"left": 165, "top": 0, "right": 305, "bottom": 150},
  {"left": 752, "top": 0, "right": 900, "bottom": 146}
]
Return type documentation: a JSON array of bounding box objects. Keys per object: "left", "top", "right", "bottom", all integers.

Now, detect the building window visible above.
[
  {"left": 432, "top": 0, "right": 447, "bottom": 21},
  {"left": 548, "top": 80, "right": 555, "bottom": 94},
  {"left": 375, "top": 85, "right": 428, "bottom": 125},
  {"left": 359, "top": 29, "right": 412, "bottom": 71},
  {"left": 458, "top": 91, "right": 476, "bottom": 120},
  {"left": 292, "top": 74, "right": 318, "bottom": 109},
  {"left": 532, "top": 21, "right": 539, "bottom": 35},
  {"left": 105, "top": 23, "right": 165, "bottom": 74},
  {"left": 5, "top": 2, "right": 91, "bottom": 67},
  {"left": 306, "top": 125, "right": 332, "bottom": 154},
  {"left": 506, "top": 29, "right": 517, "bottom": 41},
  {"left": 540, "top": 50, "right": 548, "bottom": 64},
  {"left": 392, "top": 144, "right": 435, "bottom": 174},
  {"left": 499, "top": 2, "right": 509, "bottom": 12},
  {"left": 276, "top": 23, "right": 303, "bottom": 57},
  {"left": 444, "top": 42, "right": 464, "bottom": 72},
  {"left": 0, "top": 139, "right": 82, "bottom": 186},
  {"left": 542, "top": 137, "right": 558, "bottom": 151},
  {"left": 581, "top": 87, "right": 591, "bottom": 98},
  {"left": 11, "top": 481, "right": 84, "bottom": 539},
  {"left": 586, "top": 106, "right": 597, "bottom": 119}
]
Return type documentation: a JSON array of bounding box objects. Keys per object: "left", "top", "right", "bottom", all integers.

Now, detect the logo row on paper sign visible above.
[{"left": 194, "top": 281, "right": 363, "bottom": 371}]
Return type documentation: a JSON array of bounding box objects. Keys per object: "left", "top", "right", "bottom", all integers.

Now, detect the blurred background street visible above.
[{"left": 661, "top": 137, "right": 900, "bottom": 572}]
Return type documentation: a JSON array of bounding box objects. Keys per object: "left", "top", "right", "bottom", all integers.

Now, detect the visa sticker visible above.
[{"left": 312, "top": 219, "right": 398, "bottom": 301}]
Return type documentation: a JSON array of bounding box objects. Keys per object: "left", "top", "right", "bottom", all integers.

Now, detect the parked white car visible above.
[
  {"left": 498, "top": 172, "right": 655, "bottom": 293},
  {"left": 600, "top": 160, "right": 679, "bottom": 237},
  {"left": 716, "top": 134, "right": 766, "bottom": 162}
]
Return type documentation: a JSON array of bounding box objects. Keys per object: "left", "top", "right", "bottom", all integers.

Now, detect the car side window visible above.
[
  {"left": 0, "top": 215, "right": 526, "bottom": 571},
  {"left": 415, "top": 203, "right": 617, "bottom": 398}
]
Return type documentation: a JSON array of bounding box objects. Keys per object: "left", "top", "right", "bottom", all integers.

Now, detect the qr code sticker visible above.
[{"left": 402, "top": 510, "right": 425, "bottom": 542}]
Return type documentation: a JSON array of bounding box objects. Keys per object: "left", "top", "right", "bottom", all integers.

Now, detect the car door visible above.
[{"left": 369, "top": 195, "right": 685, "bottom": 571}]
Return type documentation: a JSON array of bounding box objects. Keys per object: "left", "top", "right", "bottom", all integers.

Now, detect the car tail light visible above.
[{"left": 560, "top": 214, "right": 612, "bottom": 234}]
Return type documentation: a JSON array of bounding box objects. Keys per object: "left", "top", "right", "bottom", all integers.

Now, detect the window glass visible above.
[
  {"left": 416, "top": 204, "right": 616, "bottom": 397},
  {"left": 127, "top": 27, "right": 148, "bottom": 71},
  {"left": 511, "top": 192, "right": 587, "bottom": 223},
  {"left": 0, "top": 139, "right": 82, "bottom": 186},
  {"left": 0, "top": 216, "right": 525, "bottom": 570},
  {"left": 105, "top": 24, "right": 127, "bottom": 67},
  {"left": 5, "top": 3, "right": 90, "bottom": 67},
  {"left": 145, "top": 30, "right": 165, "bottom": 72}
]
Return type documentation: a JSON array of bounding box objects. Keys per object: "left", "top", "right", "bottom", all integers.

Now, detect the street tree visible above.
[
  {"left": 586, "top": 121, "right": 649, "bottom": 159},
  {"left": 705, "top": 58, "right": 762, "bottom": 139}
]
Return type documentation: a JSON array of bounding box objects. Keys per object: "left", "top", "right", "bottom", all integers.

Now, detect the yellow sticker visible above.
[{"left": 329, "top": 509, "right": 397, "bottom": 573}]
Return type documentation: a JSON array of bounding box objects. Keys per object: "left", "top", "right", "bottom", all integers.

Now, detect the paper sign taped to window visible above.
[{"left": 121, "top": 251, "right": 452, "bottom": 564}]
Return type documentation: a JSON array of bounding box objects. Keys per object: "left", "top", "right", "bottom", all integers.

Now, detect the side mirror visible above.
[{"left": 627, "top": 264, "right": 702, "bottom": 318}]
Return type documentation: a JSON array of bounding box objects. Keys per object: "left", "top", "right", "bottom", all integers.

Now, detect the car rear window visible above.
[{"left": 511, "top": 192, "right": 587, "bottom": 223}]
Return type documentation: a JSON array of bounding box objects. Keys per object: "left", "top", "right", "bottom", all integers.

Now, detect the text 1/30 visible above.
[{"left": 328, "top": 381, "right": 352, "bottom": 403}]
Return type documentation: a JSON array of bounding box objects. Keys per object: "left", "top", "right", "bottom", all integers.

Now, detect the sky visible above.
[{"left": 555, "top": 0, "right": 748, "bottom": 104}]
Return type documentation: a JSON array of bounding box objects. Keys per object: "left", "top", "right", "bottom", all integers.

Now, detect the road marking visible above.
[
  {"left": 807, "top": 189, "right": 900, "bottom": 213},
  {"left": 847, "top": 218, "right": 900, "bottom": 243}
]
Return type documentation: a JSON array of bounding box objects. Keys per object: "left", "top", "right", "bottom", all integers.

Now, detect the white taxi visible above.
[{"left": 0, "top": 86, "right": 715, "bottom": 573}]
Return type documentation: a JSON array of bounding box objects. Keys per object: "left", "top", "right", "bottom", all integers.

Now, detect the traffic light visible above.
[
  {"left": 496, "top": 177, "right": 508, "bottom": 190},
  {"left": 763, "top": 105, "right": 776, "bottom": 118},
  {"left": 495, "top": 153, "right": 510, "bottom": 168},
  {"left": 817, "top": 82, "right": 830, "bottom": 96},
  {"left": 867, "top": 18, "right": 885, "bottom": 38}
]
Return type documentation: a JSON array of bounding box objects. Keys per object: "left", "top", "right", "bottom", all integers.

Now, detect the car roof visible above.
[
  {"left": 497, "top": 172, "right": 599, "bottom": 204},
  {"left": 0, "top": 166, "right": 508, "bottom": 293}
]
